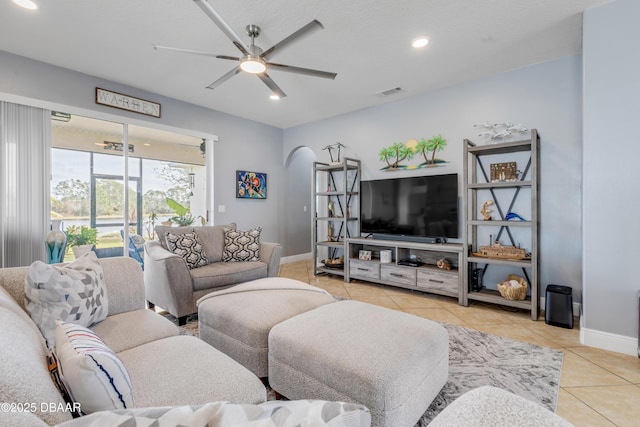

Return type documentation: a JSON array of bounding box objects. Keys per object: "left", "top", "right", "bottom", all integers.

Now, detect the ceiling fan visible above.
[{"left": 153, "top": 0, "right": 337, "bottom": 99}]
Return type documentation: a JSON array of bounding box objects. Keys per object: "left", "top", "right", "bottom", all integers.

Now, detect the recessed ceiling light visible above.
[
  {"left": 143, "top": 143, "right": 151, "bottom": 146},
  {"left": 412, "top": 38, "right": 429, "bottom": 48},
  {"left": 269, "top": 94, "right": 280, "bottom": 100},
  {"left": 13, "top": 0, "right": 38, "bottom": 10}
]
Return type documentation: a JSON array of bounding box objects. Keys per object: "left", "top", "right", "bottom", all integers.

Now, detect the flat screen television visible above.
[{"left": 360, "top": 173, "right": 459, "bottom": 242}]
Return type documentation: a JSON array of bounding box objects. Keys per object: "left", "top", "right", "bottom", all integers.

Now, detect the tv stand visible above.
[{"left": 345, "top": 237, "right": 465, "bottom": 304}]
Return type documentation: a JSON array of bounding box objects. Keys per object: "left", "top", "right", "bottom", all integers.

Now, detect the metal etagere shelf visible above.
[
  {"left": 462, "top": 130, "right": 540, "bottom": 320},
  {"left": 312, "top": 157, "right": 360, "bottom": 277}
]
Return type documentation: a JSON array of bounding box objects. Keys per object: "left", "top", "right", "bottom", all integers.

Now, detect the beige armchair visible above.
[{"left": 144, "top": 223, "right": 282, "bottom": 325}]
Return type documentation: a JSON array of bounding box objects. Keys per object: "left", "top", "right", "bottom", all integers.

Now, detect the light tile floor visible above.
[{"left": 279, "top": 260, "right": 640, "bottom": 427}]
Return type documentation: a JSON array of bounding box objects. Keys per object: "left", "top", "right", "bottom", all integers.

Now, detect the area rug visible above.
[{"left": 166, "top": 313, "right": 563, "bottom": 425}]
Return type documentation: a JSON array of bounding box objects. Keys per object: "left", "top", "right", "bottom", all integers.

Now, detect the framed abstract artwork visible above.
[{"left": 236, "top": 170, "right": 267, "bottom": 199}]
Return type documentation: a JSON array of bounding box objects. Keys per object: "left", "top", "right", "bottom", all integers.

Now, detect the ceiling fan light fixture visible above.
[{"left": 240, "top": 56, "right": 266, "bottom": 74}]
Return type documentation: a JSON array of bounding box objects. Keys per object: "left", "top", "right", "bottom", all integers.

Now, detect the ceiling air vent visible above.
[{"left": 380, "top": 87, "right": 403, "bottom": 96}]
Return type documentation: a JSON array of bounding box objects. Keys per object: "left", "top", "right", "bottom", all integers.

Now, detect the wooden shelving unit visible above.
[{"left": 462, "top": 130, "right": 540, "bottom": 320}]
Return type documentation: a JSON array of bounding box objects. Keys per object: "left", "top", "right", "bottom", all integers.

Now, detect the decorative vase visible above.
[{"left": 45, "top": 220, "right": 66, "bottom": 264}]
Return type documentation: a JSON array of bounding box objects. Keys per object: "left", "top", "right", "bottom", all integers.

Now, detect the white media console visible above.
[{"left": 345, "top": 237, "right": 465, "bottom": 304}]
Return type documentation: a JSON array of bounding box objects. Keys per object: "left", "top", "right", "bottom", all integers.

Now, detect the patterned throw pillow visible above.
[
  {"left": 223, "top": 227, "right": 262, "bottom": 262},
  {"left": 24, "top": 252, "right": 108, "bottom": 348},
  {"left": 166, "top": 232, "right": 209, "bottom": 269},
  {"left": 54, "top": 320, "right": 134, "bottom": 414}
]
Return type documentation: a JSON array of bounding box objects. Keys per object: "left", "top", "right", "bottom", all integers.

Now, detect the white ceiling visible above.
[{"left": 1, "top": 0, "right": 611, "bottom": 129}]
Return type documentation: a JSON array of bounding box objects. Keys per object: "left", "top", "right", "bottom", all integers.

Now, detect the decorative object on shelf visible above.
[
  {"left": 380, "top": 249, "right": 392, "bottom": 263},
  {"left": 379, "top": 135, "right": 449, "bottom": 171},
  {"left": 436, "top": 258, "right": 452, "bottom": 270},
  {"left": 474, "top": 241, "right": 529, "bottom": 260},
  {"left": 236, "top": 170, "right": 267, "bottom": 199},
  {"left": 505, "top": 212, "right": 526, "bottom": 221},
  {"left": 322, "top": 142, "right": 345, "bottom": 164},
  {"left": 328, "top": 201, "right": 335, "bottom": 217},
  {"left": 322, "top": 257, "right": 344, "bottom": 269},
  {"left": 327, "top": 223, "right": 340, "bottom": 242},
  {"left": 473, "top": 122, "right": 528, "bottom": 141},
  {"left": 490, "top": 162, "right": 519, "bottom": 182},
  {"left": 358, "top": 250, "right": 372, "bottom": 261},
  {"left": 497, "top": 274, "right": 528, "bottom": 301},
  {"left": 480, "top": 200, "right": 493, "bottom": 220}
]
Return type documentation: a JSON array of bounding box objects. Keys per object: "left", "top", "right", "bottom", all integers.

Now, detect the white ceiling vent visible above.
[{"left": 380, "top": 87, "right": 403, "bottom": 96}]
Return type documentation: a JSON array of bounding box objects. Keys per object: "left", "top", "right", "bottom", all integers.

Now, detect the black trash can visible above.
[{"left": 545, "top": 284, "right": 574, "bottom": 329}]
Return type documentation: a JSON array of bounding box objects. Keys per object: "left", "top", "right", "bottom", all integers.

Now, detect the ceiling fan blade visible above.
[
  {"left": 256, "top": 73, "right": 287, "bottom": 98},
  {"left": 193, "top": 0, "right": 250, "bottom": 55},
  {"left": 206, "top": 66, "right": 242, "bottom": 90},
  {"left": 267, "top": 62, "right": 337, "bottom": 80},
  {"left": 261, "top": 20, "right": 324, "bottom": 59},
  {"left": 154, "top": 45, "right": 240, "bottom": 61}
]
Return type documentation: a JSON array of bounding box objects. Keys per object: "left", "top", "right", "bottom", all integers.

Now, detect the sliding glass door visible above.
[{"left": 51, "top": 114, "right": 205, "bottom": 262}]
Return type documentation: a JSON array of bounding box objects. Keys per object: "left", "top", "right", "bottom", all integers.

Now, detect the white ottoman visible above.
[
  {"left": 268, "top": 300, "right": 449, "bottom": 427},
  {"left": 197, "top": 278, "right": 336, "bottom": 378}
]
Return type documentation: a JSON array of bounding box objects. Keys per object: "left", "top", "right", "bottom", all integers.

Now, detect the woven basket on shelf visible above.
[{"left": 497, "top": 274, "right": 528, "bottom": 301}]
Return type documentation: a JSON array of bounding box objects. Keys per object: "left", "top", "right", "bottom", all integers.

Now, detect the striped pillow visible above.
[{"left": 54, "top": 320, "right": 134, "bottom": 414}]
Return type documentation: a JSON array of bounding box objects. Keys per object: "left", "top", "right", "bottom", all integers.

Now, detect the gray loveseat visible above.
[
  {"left": 0, "top": 256, "right": 267, "bottom": 426},
  {"left": 144, "top": 223, "right": 282, "bottom": 325}
]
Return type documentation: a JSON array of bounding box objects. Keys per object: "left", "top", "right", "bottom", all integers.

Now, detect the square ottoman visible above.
[
  {"left": 268, "top": 300, "right": 449, "bottom": 427},
  {"left": 197, "top": 277, "right": 337, "bottom": 378}
]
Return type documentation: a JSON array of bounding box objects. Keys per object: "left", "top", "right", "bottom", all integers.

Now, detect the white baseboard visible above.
[
  {"left": 280, "top": 252, "right": 312, "bottom": 264},
  {"left": 580, "top": 326, "right": 638, "bottom": 357},
  {"left": 539, "top": 297, "right": 582, "bottom": 318}
]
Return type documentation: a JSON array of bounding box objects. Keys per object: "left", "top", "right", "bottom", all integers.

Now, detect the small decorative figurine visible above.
[
  {"left": 322, "top": 142, "right": 345, "bottom": 164},
  {"left": 481, "top": 200, "right": 493, "bottom": 220},
  {"left": 328, "top": 201, "right": 335, "bottom": 217},
  {"left": 437, "top": 258, "right": 452, "bottom": 270}
]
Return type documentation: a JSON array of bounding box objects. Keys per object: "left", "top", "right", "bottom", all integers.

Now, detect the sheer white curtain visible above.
[{"left": 0, "top": 102, "right": 51, "bottom": 267}]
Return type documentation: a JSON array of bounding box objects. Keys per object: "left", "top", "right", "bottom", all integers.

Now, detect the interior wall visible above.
[
  {"left": 0, "top": 50, "right": 283, "bottom": 244},
  {"left": 281, "top": 147, "right": 316, "bottom": 257},
  {"left": 284, "top": 55, "right": 583, "bottom": 301},
  {"left": 582, "top": 0, "right": 639, "bottom": 353}
]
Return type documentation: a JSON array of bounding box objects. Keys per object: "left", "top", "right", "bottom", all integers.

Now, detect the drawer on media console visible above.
[
  {"left": 381, "top": 265, "right": 417, "bottom": 287},
  {"left": 349, "top": 260, "right": 380, "bottom": 280},
  {"left": 417, "top": 269, "right": 458, "bottom": 294}
]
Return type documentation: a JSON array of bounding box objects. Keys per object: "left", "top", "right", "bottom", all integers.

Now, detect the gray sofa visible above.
[
  {"left": 144, "top": 223, "right": 282, "bottom": 324},
  {"left": 0, "top": 256, "right": 266, "bottom": 426}
]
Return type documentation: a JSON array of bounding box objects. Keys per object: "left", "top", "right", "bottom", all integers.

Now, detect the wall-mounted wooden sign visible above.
[
  {"left": 95, "top": 88, "right": 161, "bottom": 118},
  {"left": 490, "top": 161, "right": 518, "bottom": 182}
]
